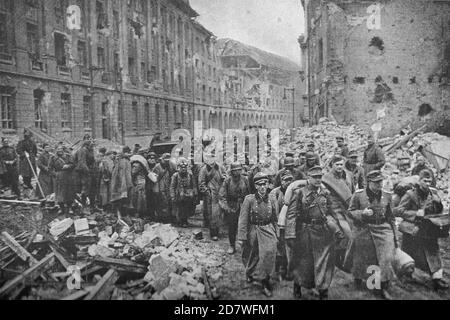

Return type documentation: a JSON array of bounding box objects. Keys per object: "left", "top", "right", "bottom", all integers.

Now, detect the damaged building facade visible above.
[
  {"left": 217, "top": 38, "right": 303, "bottom": 129},
  {"left": 300, "top": 0, "right": 450, "bottom": 136},
  {"left": 0, "top": 0, "right": 303, "bottom": 146}
]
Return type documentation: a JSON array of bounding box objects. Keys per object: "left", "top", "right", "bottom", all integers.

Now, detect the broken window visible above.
[
  {"left": 0, "top": 88, "right": 15, "bottom": 129},
  {"left": 318, "top": 38, "right": 323, "bottom": 67},
  {"left": 155, "top": 103, "right": 161, "bottom": 130},
  {"left": 61, "top": 93, "right": 72, "bottom": 128},
  {"left": 128, "top": 57, "right": 136, "bottom": 84},
  {"left": 26, "top": 23, "right": 39, "bottom": 55},
  {"left": 83, "top": 96, "right": 91, "bottom": 129},
  {"left": 118, "top": 100, "right": 124, "bottom": 133},
  {"left": 113, "top": 10, "right": 120, "bottom": 38},
  {"left": 141, "top": 62, "right": 146, "bottom": 82},
  {"left": 392, "top": 77, "right": 399, "bottom": 84},
  {"left": 54, "top": 33, "right": 67, "bottom": 66},
  {"left": 132, "top": 101, "right": 138, "bottom": 131},
  {"left": 54, "top": 0, "right": 66, "bottom": 26},
  {"left": 34, "top": 89, "right": 45, "bottom": 130},
  {"left": 97, "top": 47, "right": 105, "bottom": 69},
  {"left": 0, "top": 12, "right": 8, "bottom": 54},
  {"left": 178, "top": 74, "right": 183, "bottom": 92},
  {"left": 144, "top": 103, "right": 150, "bottom": 129},
  {"left": 77, "top": 41, "right": 87, "bottom": 68},
  {"left": 96, "top": 1, "right": 107, "bottom": 30},
  {"left": 165, "top": 104, "right": 169, "bottom": 130}
]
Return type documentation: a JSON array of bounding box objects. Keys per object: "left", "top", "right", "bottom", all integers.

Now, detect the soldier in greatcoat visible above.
[
  {"left": 291, "top": 166, "right": 336, "bottom": 300},
  {"left": 74, "top": 140, "right": 96, "bottom": 211},
  {"left": 363, "top": 135, "right": 385, "bottom": 177},
  {"left": 348, "top": 170, "right": 396, "bottom": 300},
  {"left": 0, "top": 138, "right": 20, "bottom": 198},
  {"left": 345, "top": 150, "right": 365, "bottom": 190},
  {"left": 36, "top": 143, "right": 54, "bottom": 198},
  {"left": 199, "top": 156, "right": 227, "bottom": 241},
  {"left": 154, "top": 153, "right": 177, "bottom": 223},
  {"left": 237, "top": 172, "right": 278, "bottom": 297},
  {"left": 219, "top": 162, "right": 250, "bottom": 254},
  {"left": 394, "top": 169, "right": 449, "bottom": 291},
  {"left": 17, "top": 129, "right": 37, "bottom": 191},
  {"left": 49, "top": 146, "right": 76, "bottom": 216}
]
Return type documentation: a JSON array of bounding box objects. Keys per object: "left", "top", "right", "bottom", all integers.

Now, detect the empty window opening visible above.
[
  {"left": 353, "top": 77, "right": 365, "bottom": 84},
  {"left": 392, "top": 77, "right": 399, "bottom": 84}
]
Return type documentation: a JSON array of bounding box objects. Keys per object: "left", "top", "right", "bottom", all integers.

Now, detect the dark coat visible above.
[
  {"left": 49, "top": 154, "right": 76, "bottom": 204},
  {"left": 199, "top": 163, "right": 226, "bottom": 232},
  {"left": 0, "top": 146, "right": 17, "bottom": 175},
  {"left": 345, "top": 161, "right": 366, "bottom": 190},
  {"left": 110, "top": 156, "right": 133, "bottom": 203},
  {"left": 393, "top": 187, "right": 444, "bottom": 274},
  {"left": 36, "top": 152, "right": 54, "bottom": 198},
  {"left": 16, "top": 138, "right": 37, "bottom": 177},
  {"left": 348, "top": 189, "right": 396, "bottom": 282}
]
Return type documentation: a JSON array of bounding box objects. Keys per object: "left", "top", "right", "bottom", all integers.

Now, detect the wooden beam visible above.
[
  {"left": 84, "top": 269, "right": 119, "bottom": 300},
  {"left": 61, "top": 289, "right": 91, "bottom": 300},
  {"left": 0, "top": 232, "right": 39, "bottom": 265},
  {"left": 51, "top": 247, "right": 71, "bottom": 270},
  {"left": 0, "top": 253, "right": 55, "bottom": 298},
  {"left": 0, "top": 199, "right": 41, "bottom": 205},
  {"left": 202, "top": 268, "right": 213, "bottom": 300},
  {"left": 93, "top": 257, "right": 147, "bottom": 274}
]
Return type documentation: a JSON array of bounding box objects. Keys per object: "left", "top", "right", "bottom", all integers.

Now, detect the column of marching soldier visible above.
[{"left": 0, "top": 131, "right": 448, "bottom": 299}]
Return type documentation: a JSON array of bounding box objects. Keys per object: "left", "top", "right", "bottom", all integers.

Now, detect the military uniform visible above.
[
  {"left": 74, "top": 143, "right": 96, "bottom": 207},
  {"left": 348, "top": 188, "right": 396, "bottom": 283},
  {"left": 219, "top": 174, "right": 250, "bottom": 248},
  {"left": 345, "top": 161, "right": 365, "bottom": 190},
  {"left": 238, "top": 193, "right": 278, "bottom": 284},
  {"left": 292, "top": 183, "right": 336, "bottom": 295},
  {"left": 36, "top": 151, "right": 54, "bottom": 198},
  {"left": 394, "top": 186, "right": 445, "bottom": 279},
  {"left": 49, "top": 153, "right": 76, "bottom": 214},
  {"left": 363, "top": 144, "right": 385, "bottom": 177},
  {"left": 0, "top": 145, "right": 20, "bottom": 197},
  {"left": 171, "top": 166, "right": 198, "bottom": 226},
  {"left": 16, "top": 135, "right": 37, "bottom": 189}
]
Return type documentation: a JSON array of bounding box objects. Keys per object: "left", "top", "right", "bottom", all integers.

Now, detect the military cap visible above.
[
  {"left": 305, "top": 152, "right": 316, "bottom": 160},
  {"left": 330, "top": 155, "right": 345, "bottom": 165},
  {"left": 336, "top": 136, "right": 344, "bottom": 141},
  {"left": 367, "top": 170, "right": 384, "bottom": 182},
  {"left": 161, "top": 153, "right": 171, "bottom": 160},
  {"left": 285, "top": 152, "right": 295, "bottom": 158},
  {"left": 122, "top": 146, "right": 131, "bottom": 154},
  {"left": 177, "top": 157, "right": 189, "bottom": 168},
  {"left": 281, "top": 171, "right": 294, "bottom": 181},
  {"left": 284, "top": 157, "right": 295, "bottom": 167},
  {"left": 253, "top": 172, "right": 269, "bottom": 185},
  {"left": 230, "top": 162, "right": 243, "bottom": 172},
  {"left": 348, "top": 150, "right": 358, "bottom": 158},
  {"left": 308, "top": 166, "right": 324, "bottom": 177}
]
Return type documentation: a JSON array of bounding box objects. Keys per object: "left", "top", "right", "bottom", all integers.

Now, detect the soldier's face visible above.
[
  {"left": 255, "top": 182, "right": 268, "bottom": 195},
  {"left": 420, "top": 177, "right": 432, "bottom": 188},
  {"left": 332, "top": 160, "right": 345, "bottom": 173},
  {"left": 231, "top": 169, "right": 241, "bottom": 178},
  {"left": 349, "top": 157, "right": 358, "bottom": 165},
  {"left": 369, "top": 180, "right": 383, "bottom": 192},
  {"left": 44, "top": 145, "right": 51, "bottom": 153},
  {"left": 309, "top": 175, "right": 322, "bottom": 187},
  {"left": 179, "top": 165, "right": 188, "bottom": 174},
  {"left": 281, "top": 178, "right": 293, "bottom": 190}
]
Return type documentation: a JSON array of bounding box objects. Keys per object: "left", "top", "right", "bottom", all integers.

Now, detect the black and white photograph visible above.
[{"left": 0, "top": 0, "right": 450, "bottom": 305}]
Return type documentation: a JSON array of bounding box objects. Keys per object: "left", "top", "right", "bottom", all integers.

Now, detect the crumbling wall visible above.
[{"left": 324, "top": 0, "right": 450, "bottom": 137}]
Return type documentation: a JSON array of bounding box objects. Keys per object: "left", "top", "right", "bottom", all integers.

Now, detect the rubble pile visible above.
[
  {"left": 280, "top": 118, "right": 450, "bottom": 207},
  {"left": 0, "top": 210, "right": 221, "bottom": 300}
]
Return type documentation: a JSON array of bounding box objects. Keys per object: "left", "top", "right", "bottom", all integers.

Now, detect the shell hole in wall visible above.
[{"left": 418, "top": 103, "right": 434, "bottom": 117}]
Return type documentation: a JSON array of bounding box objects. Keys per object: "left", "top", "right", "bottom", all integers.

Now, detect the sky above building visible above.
[{"left": 190, "top": 0, "right": 304, "bottom": 67}]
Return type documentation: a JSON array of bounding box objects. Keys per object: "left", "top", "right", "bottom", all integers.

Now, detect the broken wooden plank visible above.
[
  {"left": 0, "top": 232, "right": 39, "bottom": 265},
  {"left": 202, "top": 268, "right": 213, "bottom": 300},
  {"left": 0, "top": 253, "right": 55, "bottom": 298},
  {"left": 0, "top": 199, "right": 42, "bottom": 205},
  {"left": 81, "top": 265, "right": 104, "bottom": 278},
  {"left": 61, "top": 289, "right": 91, "bottom": 300},
  {"left": 93, "top": 257, "right": 147, "bottom": 274},
  {"left": 51, "top": 247, "right": 71, "bottom": 270},
  {"left": 84, "top": 269, "right": 119, "bottom": 300}
]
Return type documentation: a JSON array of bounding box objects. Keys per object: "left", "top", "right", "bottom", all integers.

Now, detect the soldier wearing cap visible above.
[
  {"left": 363, "top": 134, "right": 385, "bottom": 178},
  {"left": 170, "top": 157, "right": 198, "bottom": 227},
  {"left": 298, "top": 150, "right": 307, "bottom": 167},
  {"left": 306, "top": 141, "right": 321, "bottom": 166},
  {"left": 393, "top": 169, "right": 449, "bottom": 291},
  {"left": 16, "top": 129, "right": 38, "bottom": 191},
  {"left": 345, "top": 150, "right": 365, "bottom": 190},
  {"left": 130, "top": 154, "right": 150, "bottom": 218},
  {"left": 0, "top": 138, "right": 20, "bottom": 198},
  {"left": 279, "top": 151, "right": 295, "bottom": 170},
  {"left": 411, "top": 155, "right": 435, "bottom": 186},
  {"left": 299, "top": 152, "right": 320, "bottom": 177},
  {"left": 335, "top": 136, "right": 349, "bottom": 158},
  {"left": 274, "top": 156, "right": 305, "bottom": 188},
  {"left": 348, "top": 170, "right": 396, "bottom": 299},
  {"left": 269, "top": 171, "right": 294, "bottom": 280},
  {"left": 322, "top": 155, "right": 354, "bottom": 272},
  {"left": 237, "top": 172, "right": 278, "bottom": 297},
  {"left": 154, "top": 153, "right": 177, "bottom": 223},
  {"left": 219, "top": 162, "right": 250, "bottom": 254},
  {"left": 291, "top": 166, "right": 336, "bottom": 300},
  {"left": 111, "top": 146, "right": 133, "bottom": 218},
  {"left": 146, "top": 151, "right": 158, "bottom": 220}
]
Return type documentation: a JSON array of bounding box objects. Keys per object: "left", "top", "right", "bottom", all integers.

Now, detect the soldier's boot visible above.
[
  {"left": 293, "top": 282, "right": 302, "bottom": 299},
  {"left": 261, "top": 278, "right": 273, "bottom": 298},
  {"left": 433, "top": 279, "right": 449, "bottom": 291},
  {"left": 354, "top": 278, "right": 364, "bottom": 291},
  {"left": 318, "top": 289, "right": 329, "bottom": 300},
  {"left": 375, "top": 282, "right": 392, "bottom": 300}
]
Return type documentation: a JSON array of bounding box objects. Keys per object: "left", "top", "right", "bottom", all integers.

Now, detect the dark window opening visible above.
[
  {"left": 83, "top": 96, "right": 91, "bottom": 129},
  {"left": 353, "top": 77, "right": 365, "bottom": 84},
  {"left": 132, "top": 101, "right": 138, "bottom": 131},
  {"left": 409, "top": 77, "right": 416, "bottom": 84},
  {"left": 418, "top": 103, "right": 434, "bottom": 117},
  {"left": 54, "top": 33, "right": 67, "bottom": 66},
  {"left": 428, "top": 76, "right": 433, "bottom": 84},
  {"left": 392, "top": 77, "right": 399, "bottom": 84},
  {"left": 34, "top": 89, "right": 45, "bottom": 130},
  {"left": 61, "top": 93, "right": 72, "bottom": 128}
]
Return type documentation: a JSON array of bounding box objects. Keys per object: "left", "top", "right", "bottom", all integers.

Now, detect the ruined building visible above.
[
  {"left": 300, "top": 0, "right": 450, "bottom": 136},
  {"left": 217, "top": 38, "right": 303, "bottom": 129}
]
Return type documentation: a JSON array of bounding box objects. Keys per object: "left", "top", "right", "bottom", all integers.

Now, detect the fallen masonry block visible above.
[
  {"left": 74, "top": 218, "right": 90, "bottom": 235},
  {"left": 93, "top": 257, "right": 147, "bottom": 274},
  {"left": 147, "top": 254, "right": 177, "bottom": 293},
  {"left": 88, "top": 244, "right": 116, "bottom": 258}
]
